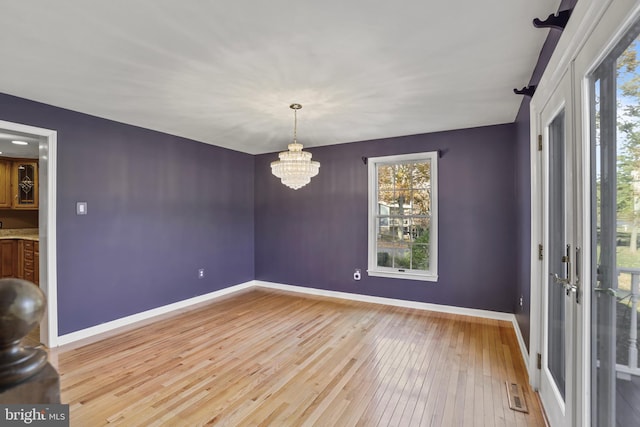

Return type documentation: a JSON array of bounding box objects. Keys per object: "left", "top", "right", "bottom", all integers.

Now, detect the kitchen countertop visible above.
[{"left": 0, "top": 229, "right": 39, "bottom": 241}]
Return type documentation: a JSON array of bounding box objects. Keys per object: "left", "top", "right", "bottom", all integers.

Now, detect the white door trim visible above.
[
  {"left": 0, "top": 119, "right": 57, "bottom": 348},
  {"left": 530, "top": 1, "right": 614, "bottom": 394},
  {"left": 530, "top": 1, "right": 640, "bottom": 425}
]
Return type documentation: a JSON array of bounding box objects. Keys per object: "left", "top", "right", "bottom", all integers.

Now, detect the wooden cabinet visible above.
[
  {"left": 21, "top": 240, "right": 36, "bottom": 283},
  {"left": 34, "top": 241, "right": 39, "bottom": 285},
  {"left": 0, "top": 160, "right": 12, "bottom": 208},
  {"left": 0, "top": 158, "right": 38, "bottom": 210},
  {"left": 17, "top": 239, "right": 38, "bottom": 284},
  {"left": 12, "top": 161, "right": 38, "bottom": 209},
  {"left": 0, "top": 238, "right": 39, "bottom": 282},
  {"left": 0, "top": 240, "right": 18, "bottom": 278}
]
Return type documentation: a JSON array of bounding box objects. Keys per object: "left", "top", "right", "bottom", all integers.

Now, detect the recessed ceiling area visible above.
[
  {"left": 0, "top": 130, "right": 40, "bottom": 159},
  {"left": 0, "top": 1, "right": 559, "bottom": 154}
]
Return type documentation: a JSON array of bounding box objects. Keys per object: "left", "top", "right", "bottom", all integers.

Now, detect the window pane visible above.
[
  {"left": 377, "top": 217, "right": 395, "bottom": 242},
  {"left": 378, "top": 165, "right": 394, "bottom": 191},
  {"left": 369, "top": 152, "right": 437, "bottom": 280},
  {"left": 393, "top": 245, "right": 412, "bottom": 269},
  {"left": 409, "top": 217, "right": 431, "bottom": 271},
  {"left": 411, "top": 242, "right": 429, "bottom": 271},
  {"left": 411, "top": 189, "right": 431, "bottom": 216},
  {"left": 377, "top": 162, "right": 431, "bottom": 215},
  {"left": 377, "top": 250, "right": 392, "bottom": 267},
  {"left": 376, "top": 216, "right": 432, "bottom": 270},
  {"left": 376, "top": 160, "right": 432, "bottom": 269},
  {"left": 378, "top": 191, "right": 395, "bottom": 208},
  {"left": 411, "top": 217, "right": 431, "bottom": 239},
  {"left": 412, "top": 160, "right": 431, "bottom": 189},
  {"left": 377, "top": 215, "right": 409, "bottom": 268},
  {"left": 391, "top": 163, "right": 413, "bottom": 190}
]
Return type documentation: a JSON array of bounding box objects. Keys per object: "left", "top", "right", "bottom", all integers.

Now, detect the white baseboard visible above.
[
  {"left": 254, "top": 280, "right": 516, "bottom": 322},
  {"left": 56, "top": 281, "right": 254, "bottom": 346},
  {"left": 56, "top": 278, "right": 528, "bottom": 368},
  {"left": 512, "top": 316, "right": 530, "bottom": 374}
]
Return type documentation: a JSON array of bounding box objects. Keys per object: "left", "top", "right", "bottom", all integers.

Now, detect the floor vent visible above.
[{"left": 506, "top": 382, "right": 529, "bottom": 413}]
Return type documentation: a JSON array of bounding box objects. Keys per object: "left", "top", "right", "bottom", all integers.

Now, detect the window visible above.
[{"left": 367, "top": 152, "right": 438, "bottom": 281}]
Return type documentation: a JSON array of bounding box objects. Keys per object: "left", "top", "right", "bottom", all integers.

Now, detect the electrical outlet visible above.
[
  {"left": 76, "top": 201, "right": 88, "bottom": 215},
  {"left": 198, "top": 268, "right": 205, "bottom": 279},
  {"left": 353, "top": 269, "right": 361, "bottom": 281},
  {"left": 519, "top": 296, "right": 524, "bottom": 307}
]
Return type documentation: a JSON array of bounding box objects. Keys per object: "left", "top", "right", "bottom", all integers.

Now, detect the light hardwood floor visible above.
[{"left": 54, "top": 289, "right": 545, "bottom": 426}]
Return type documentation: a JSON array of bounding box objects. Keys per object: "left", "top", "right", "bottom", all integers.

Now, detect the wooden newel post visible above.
[{"left": 0, "top": 278, "right": 60, "bottom": 403}]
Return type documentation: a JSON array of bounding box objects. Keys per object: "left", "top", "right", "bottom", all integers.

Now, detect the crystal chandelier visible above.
[{"left": 271, "top": 103, "right": 320, "bottom": 190}]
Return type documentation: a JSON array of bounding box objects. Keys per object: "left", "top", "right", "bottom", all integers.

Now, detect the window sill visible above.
[{"left": 367, "top": 269, "right": 438, "bottom": 282}]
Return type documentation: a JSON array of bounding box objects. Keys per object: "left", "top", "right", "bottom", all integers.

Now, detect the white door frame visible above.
[
  {"left": 529, "top": 1, "right": 605, "bottom": 425},
  {"left": 530, "top": 0, "right": 640, "bottom": 425},
  {"left": 576, "top": 3, "right": 640, "bottom": 426},
  {"left": 0, "top": 119, "right": 58, "bottom": 348},
  {"left": 533, "top": 64, "right": 580, "bottom": 426}
]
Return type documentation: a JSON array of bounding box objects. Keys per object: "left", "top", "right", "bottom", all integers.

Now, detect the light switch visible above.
[{"left": 76, "top": 202, "right": 87, "bottom": 215}]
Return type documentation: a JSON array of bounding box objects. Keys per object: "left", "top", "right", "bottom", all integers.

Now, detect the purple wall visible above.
[
  {"left": 0, "top": 93, "right": 255, "bottom": 334},
  {"left": 255, "top": 124, "right": 518, "bottom": 313}
]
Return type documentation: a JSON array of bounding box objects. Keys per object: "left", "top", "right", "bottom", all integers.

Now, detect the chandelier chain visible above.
[{"left": 293, "top": 108, "right": 297, "bottom": 143}]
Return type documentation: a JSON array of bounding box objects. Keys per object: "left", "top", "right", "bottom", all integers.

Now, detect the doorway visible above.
[{"left": 0, "top": 119, "right": 57, "bottom": 348}]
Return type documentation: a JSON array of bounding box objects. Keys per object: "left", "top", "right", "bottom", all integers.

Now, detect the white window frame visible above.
[{"left": 367, "top": 151, "right": 438, "bottom": 282}]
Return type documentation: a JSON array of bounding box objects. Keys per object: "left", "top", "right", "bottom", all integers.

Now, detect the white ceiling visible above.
[{"left": 0, "top": 1, "right": 559, "bottom": 155}]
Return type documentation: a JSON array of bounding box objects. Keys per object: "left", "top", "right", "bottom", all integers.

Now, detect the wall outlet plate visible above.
[
  {"left": 76, "top": 201, "right": 87, "bottom": 215},
  {"left": 198, "top": 268, "right": 205, "bottom": 279}
]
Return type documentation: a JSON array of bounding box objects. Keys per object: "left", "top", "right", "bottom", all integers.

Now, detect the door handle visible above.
[
  {"left": 565, "top": 283, "right": 578, "bottom": 296},
  {"left": 574, "top": 246, "right": 581, "bottom": 304},
  {"left": 550, "top": 272, "right": 578, "bottom": 294},
  {"left": 574, "top": 246, "right": 580, "bottom": 285},
  {"left": 551, "top": 272, "right": 570, "bottom": 286},
  {"left": 550, "top": 244, "right": 580, "bottom": 298},
  {"left": 562, "top": 244, "right": 571, "bottom": 284},
  {"left": 551, "top": 244, "right": 572, "bottom": 286}
]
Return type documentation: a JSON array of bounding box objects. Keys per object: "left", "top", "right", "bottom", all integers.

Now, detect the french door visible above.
[
  {"left": 588, "top": 17, "right": 640, "bottom": 427},
  {"left": 532, "top": 2, "right": 640, "bottom": 425},
  {"left": 538, "top": 69, "right": 580, "bottom": 427}
]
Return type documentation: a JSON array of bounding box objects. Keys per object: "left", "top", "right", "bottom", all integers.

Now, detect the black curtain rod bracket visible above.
[
  {"left": 514, "top": 85, "right": 536, "bottom": 97},
  {"left": 533, "top": 9, "right": 572, "bottom": 31}
]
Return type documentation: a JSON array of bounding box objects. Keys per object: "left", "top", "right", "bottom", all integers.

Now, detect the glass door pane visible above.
[
  {"left": 591, "top": 23, "right": 640, "bottom": 427},
  {"left": 549, "top": 110, "right": 567, "bottom": 399},
  {"left": 538, "top": 70, "right": 575, "bottom": 426}
]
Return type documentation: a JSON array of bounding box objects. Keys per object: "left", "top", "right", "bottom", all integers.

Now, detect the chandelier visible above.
[{"left": 271, "top": 103, "right": 320, "bottom": 190}]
